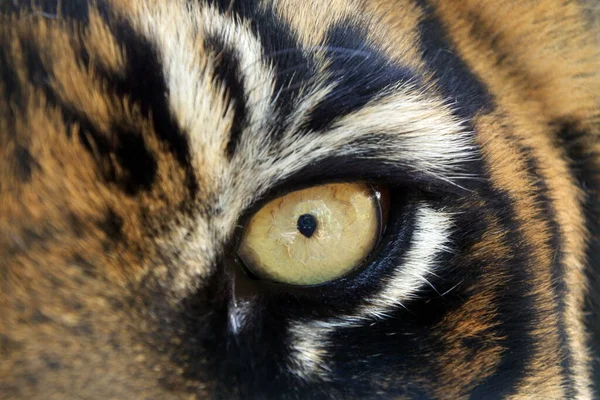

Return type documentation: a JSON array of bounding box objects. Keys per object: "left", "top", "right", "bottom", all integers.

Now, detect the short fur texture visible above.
[{"left": 0, "top": 0, "right": 599, "bottom": 398}]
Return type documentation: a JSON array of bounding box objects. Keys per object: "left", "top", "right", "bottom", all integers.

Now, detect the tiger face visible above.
[{"left": 1, "top": 0, "right": 599, "bottom": 398}]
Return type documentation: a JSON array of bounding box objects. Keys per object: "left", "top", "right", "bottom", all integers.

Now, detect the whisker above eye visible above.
[
  {"left": 242, "top": 62, "right": 314, "bottom": 97},
  {"left": 233, "top": 45, "right": 373, "bottom": 78},
  {"left": 262, "top": 46, "right": 373, "bottom": 61}
]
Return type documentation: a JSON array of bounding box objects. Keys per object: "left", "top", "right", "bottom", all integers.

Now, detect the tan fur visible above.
[{"left": 427, "top": 2, "right": 598, "bottom": 394}]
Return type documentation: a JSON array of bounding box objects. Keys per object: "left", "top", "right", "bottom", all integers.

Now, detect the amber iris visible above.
[{"left": 238, "top": 182, "right": 384, "bottom": 285}]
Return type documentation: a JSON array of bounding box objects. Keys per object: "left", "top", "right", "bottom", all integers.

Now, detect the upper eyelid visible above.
[{"left": 254, "top": 156, "right": 468, "bottom": 202}]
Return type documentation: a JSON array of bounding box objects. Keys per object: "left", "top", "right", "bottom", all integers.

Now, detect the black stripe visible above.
[
  {"left": 6, "top": 2, "right": 196, "bottom": 195},
  {"left": 208, "top": 0, "right": 316, "bottom": 131},
  {"left": 112, "top": 128, "right": 158, "bottom": 194},
  {"left": 103, "top": 21, "right": 192, "bottom": 169},
  {"left": 467, "top": 232, "right": 536, "bottom": 396},
  {"left": 413, "top": 0, "right": 493, "bottom": 121},
  {"left": 12, "top": 145, "right": 41, "bottom": 183},
  {"left": 522, "top": 146, "right": 575, "bottom": 397},
  {"left": 0, "top": 48, "right": 22, "bottom": 140},
  {"left": 209, "top": 3, "right": 418, "bottom": 135},
  {"left": 553, "top": 120, "right": 600, "bottom": 397},
  {"left": 106, "top": 20, "right": 198, "bottom": 195},
  {"left": 302, "top": 20, "right": 417, "bottom": 133},
  {"left": 208, "top": 1, "right": 416, "bottom": 138},
  {"left": 97, "top": 207, "right": 124, "bottom": 241},
  {"left": 91, "top": 16, "right": 199, "bottom": 196},
  {"left": 468, "top": 146, "right": 557, "bottom": 399},
  {"left": 205, "top": 0, "right": 257, "bottom": 14},
  {"left": 204, "top": 35, "right": 248, "bottom": 158},
  {"left": 97, "top": 207, "right": 125, "bottom": 252},
  {"left": 17, "top": 34, "right": 158, "bottom": 195},
  {"left": 0, "top": 48, "right": 23, "bottom": 115},
  {"left": 248, "top": 11, "right": 315, "bottom": 122}
]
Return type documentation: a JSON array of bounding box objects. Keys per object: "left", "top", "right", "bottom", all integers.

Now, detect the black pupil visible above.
[{"left": 297, "top": 214, "right": 318, "bottom": 238}]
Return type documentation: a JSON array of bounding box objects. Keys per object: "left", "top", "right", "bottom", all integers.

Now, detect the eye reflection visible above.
[{"left": 237, "top": 182, "right": 386, "bottom": 286}]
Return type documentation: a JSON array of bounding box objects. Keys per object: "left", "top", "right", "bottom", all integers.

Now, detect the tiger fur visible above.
[{"left": 0, "top": 0, "right": 599, "bottom": 398}]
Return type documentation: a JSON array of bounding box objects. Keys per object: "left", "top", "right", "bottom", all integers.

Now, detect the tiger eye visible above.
[{"left": 238, "top": 182, "right": 385, "bottom": 285}]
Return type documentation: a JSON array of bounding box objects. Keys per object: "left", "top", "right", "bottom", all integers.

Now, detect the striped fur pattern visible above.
[{"left": 1, "top": 0, "right": 599, "bottom": 398}]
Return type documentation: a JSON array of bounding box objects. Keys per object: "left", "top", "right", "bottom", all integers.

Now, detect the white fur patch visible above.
[{"left": 364, "top": 204, "right": 454, "bottom": 312}]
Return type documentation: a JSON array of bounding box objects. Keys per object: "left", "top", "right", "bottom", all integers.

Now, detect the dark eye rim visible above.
[
  {"left": 235, "top": 182, "right": 389, "bottom": 287},
  {"left": 222, "top": 155, "right": 460, "bottom": 318},
  {"left": 231, "top": 180, "right": 421, "bottom": 299},
  {"left": 231, "top": 192, "right": 422, "bottom": 322}
]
